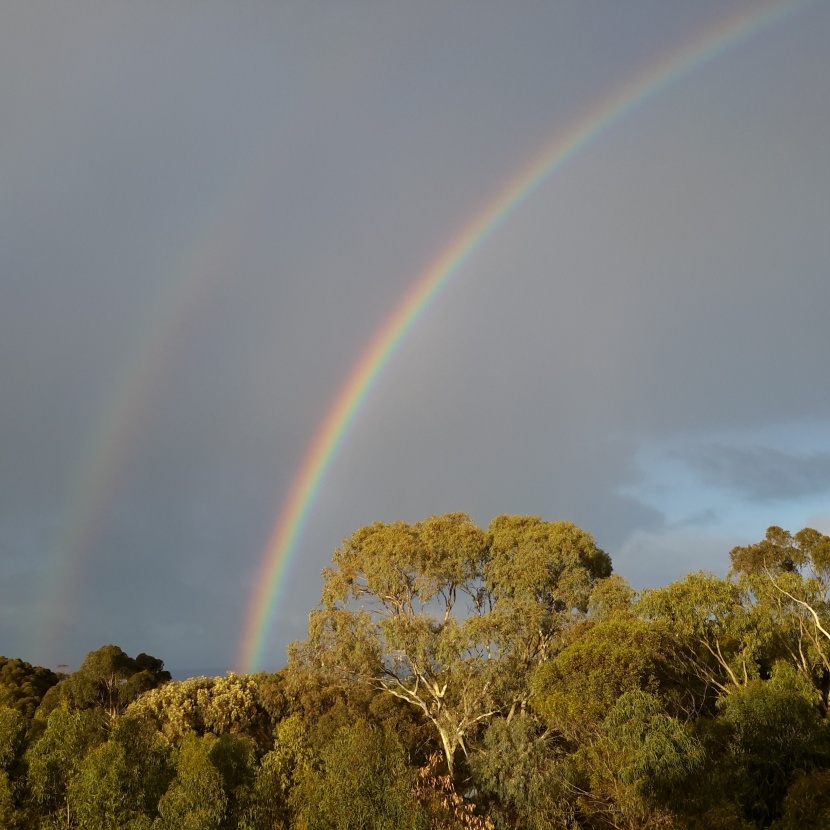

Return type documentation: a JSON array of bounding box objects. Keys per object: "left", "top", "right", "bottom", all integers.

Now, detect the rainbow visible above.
[
  {"left": 30, "top": 229, "right": 238, "bottom": 664},
  {"left": 238, "top": 0, "right": 816, "bottom": 673},
  {"left": 29, "top": 145, "right": 274, "bottom": 665}
]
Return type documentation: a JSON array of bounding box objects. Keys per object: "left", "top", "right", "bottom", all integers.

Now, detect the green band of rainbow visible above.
[{"left": 238, "top": 0, "right": 812, "bottom": 673}]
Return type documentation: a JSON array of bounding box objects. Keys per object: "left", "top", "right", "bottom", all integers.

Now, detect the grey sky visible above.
[{"left": 1, "top": 0, "right": 829, "bottom": 675}]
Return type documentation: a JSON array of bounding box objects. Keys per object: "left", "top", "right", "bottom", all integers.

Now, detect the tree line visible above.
[{"left": 2, "top": 514, "right": 830, "bottom": 829}]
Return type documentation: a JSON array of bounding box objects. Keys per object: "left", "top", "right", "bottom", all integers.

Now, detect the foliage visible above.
[
  {"left": 532, "top": 613, "right": 678, "bottom": 740},
  {"left": 126, "top": 673, "right": 264, "bottom": 745},
  {"left": 470, "top": 714, "right": 573, "bottom": 830},
  {"left": 68, "top": 741, "right": 146, "bottom": 830},
  {"left": 240, "top": 713, "right": 312, "bottom": 830},
  {"left": 59, "top": 645, "right": 171, "bottom": 720},
  {"left": 0, "top": 657, "right": 60, "bottom": 723},
  {"left": 26, "top": 704, "right": 105, "bottom": 814},
  {"left": 603, "top": 691, "right": 705, "bottom": 805},
  {"left": 637, "top": 572, "right": 766, "bottom": 702},
  {"left": 730, "top": 526, "right": 830, "bottom": 708},
  {"left": 771, "top": 769, "right": 830, "bottom": 830},
  {"left": 291, "top": 718, "right": 427, "bottom": 830},
  {"left": 209, "top": 732, "right": 258, "bottom": 828},
  {"left": 6, "top": 521, "right": 830, "bottom": 829},
  {"left": 0, "top": 706, "right": 25, "bottom": 770},
  {"left": 154, "top": 734, "right": 227, "bottom": 830},
  {"left": 714, "top": 662, "right": 830, "bottom": 825},
  {"left": 292, "top": 513, "right": 611, "bottom": 779},
  {"left": 586, "top": 573, "right": 636, "bottom": 621}
]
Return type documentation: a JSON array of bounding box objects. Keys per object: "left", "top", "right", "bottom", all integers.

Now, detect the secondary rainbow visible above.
[
  {"left": 238, "top": 0, "right": 814, "bottom": 673},
  {"left": 29, "top": 145, "right": 274, "bottom": 665}
]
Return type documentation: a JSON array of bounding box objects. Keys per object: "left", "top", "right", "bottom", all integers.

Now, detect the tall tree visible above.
[
  {"left": 730, "top": 526, "right": 830, "bottom": 708},
  {"left": 26, "top": 704, "right": 105, "bottom": 822},
  {"left": 68, "top": 741, "right": 145, "bottom": 830},
  {"left": 532, "top": 612, "right": 684, "bottom": 741},
  {"left": 292, "top": 513, "right": 611, "bottom": 779},
  {"left": 713, "top": 662, "right": 830, "bottom": 826},
  {"left": 61, "top": 646, "right": 171, "bottom": 721}
]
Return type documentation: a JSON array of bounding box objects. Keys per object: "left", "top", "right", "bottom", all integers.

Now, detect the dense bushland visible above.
[{"left": 3, "top": 517, "right": 830, "bottom": 829}]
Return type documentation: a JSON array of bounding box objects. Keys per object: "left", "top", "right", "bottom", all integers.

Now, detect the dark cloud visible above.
[{"left": 679, "top": 445, "right": 830, "bottom": 502}]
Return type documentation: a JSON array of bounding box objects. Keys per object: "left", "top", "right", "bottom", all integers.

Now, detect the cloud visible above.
[
  {"left": 678, "top": 445, "right": 830, "bottom": 502},
  {"left": 615, "top": 529, "right": 741, "bottom": 590}
]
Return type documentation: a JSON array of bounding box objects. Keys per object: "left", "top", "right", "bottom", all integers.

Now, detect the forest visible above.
[{"left": 2, "top": 514, "right": 830, "bottom": 829}]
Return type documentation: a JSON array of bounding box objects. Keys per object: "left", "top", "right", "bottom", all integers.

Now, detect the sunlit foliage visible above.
[{"left": 3, "top": 520, "right": 830, "bottom": 829}]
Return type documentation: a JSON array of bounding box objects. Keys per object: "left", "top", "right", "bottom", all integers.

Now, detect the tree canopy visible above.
[
  {"left": 2, "top": 520, "right": 830, "bottom": 829},
  {"left": 292, "top": 513, "right": 611, "bottom": 777}
]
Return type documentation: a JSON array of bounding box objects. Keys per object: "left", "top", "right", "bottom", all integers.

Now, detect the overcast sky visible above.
[{"left": 2, "top": 0, "right": 829, "bottom": 676}]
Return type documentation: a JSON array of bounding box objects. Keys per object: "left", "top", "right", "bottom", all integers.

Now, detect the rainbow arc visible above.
[{"left": 237, "top": 0, "right": 813, "bottom": 673}]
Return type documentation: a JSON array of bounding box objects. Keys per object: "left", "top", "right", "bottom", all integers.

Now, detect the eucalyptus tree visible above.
[
  {"left": 636, "top": 572, "right": 765, "bottom": 703},
  {"left": 593, "top": 691, "right": 705, "bottom": 829},
  {"left": 26, "top": 704, "right": 105, "bottom": 823},
  {"left": 532, "top": 612, "right": 680, "bottom": 741},
  {"left": 291, "top": 718, "right": 427, "bottom": 830},
  {"left": 60, "top": 646, "right": 170, "bottom": 721},
  {"left": 730, "top": 526, "right": 830, "bottom": 707},
  {"left": 0, "top": 657, "right": 59, "bottom": 723},
  {"left": 470, "top": 714, "right": 573, "bottom": 830},
  {"left": 154, "top": 735, "right": 227, "bottom": 830},
  {"left": 0, "top": 707, "right": 25, "bottom": 829},
  {"left": 713, "top": 662, "right": 830, "bottom": 827},
  {"left": 773, "top": 769, "right": 830, "bottom": 830},
  {"left": 241, "top": 713, "right": 312, "bottom": 830},
  {"left": 68, "top": 741, "right": 146, "bottom": 830},
  {"left": 291, "top": 513, "right": 612, "bottom": 779},
  {"left": 126, "top": 673, "right": 263, "bottom": 746},
  {"left": 0, "top": 707, "right": 25, "bottom": 772}
]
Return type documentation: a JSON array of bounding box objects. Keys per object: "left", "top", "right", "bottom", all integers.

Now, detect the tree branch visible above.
[{"left": 765, "top": 568, "right": 830, "bottom": 644}]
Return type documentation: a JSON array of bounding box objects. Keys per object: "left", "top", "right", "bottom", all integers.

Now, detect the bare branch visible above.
[{"left": 765, "top": 568, "right": 830, "bottom": 644}]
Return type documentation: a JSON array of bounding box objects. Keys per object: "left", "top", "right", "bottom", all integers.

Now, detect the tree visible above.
[
  {"left": 636, "top": 572, "right": 765, "bottom": 702},
  {"left": 61, "top": 646, "right": 171, "bottom": 721},
  {"left": 126, "top": 673, "right": 264, "bottom": 746},
  {"left": 0, "top": 770, "right": 15, "bottom": 829},
  {"left": 0, "top": 706, "right": 26, "bottom": 828},
  {"left": 208, "top": 733, "right": 257, "bottom": 829},
  {"left": 470, "top": 714, "right": 571, "bottom": 830},
  {"left": 730, "top": 526, "right": 830, "bottom": 709},
  {"left": 153, "top": 735, "right": 227, "bottom": 830},
  {"left": 0, "top": 657, "right": 59, "bottom": 723},
  {"left": 291, "top": 513, "right": 611, "bottom": 780},
  {"left": 68, "top": 741, "right": 146, "bottom": 830},
  {"left": 26, "top": 704, "right": 105, "bottom": 822},
  {"left": 240, "top": 713, "right": 312, "bottom": 830},
  {"left": 531, "top": 617, "right": 706, "bottom": 829},
  {"left": 713, "top": 662, "right": 830, "bottom": 826},
  {"left": 0, "top": 707, "right": 25, "bottom": 771},
  {"left": 531, "top": 612, "right": 682, "bottom": 741},
  {"left": 772, "top": 770, "right": 830, "bottom": 830},
  {"left": 600, "top": 692, "right": 705, "bottom": 818},
  {"left": 291, "top": 718, "right": 427, "bottom": 830}
]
